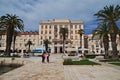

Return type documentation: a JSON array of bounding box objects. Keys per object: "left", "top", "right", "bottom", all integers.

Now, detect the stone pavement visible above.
[
  {"left": 0, "top": 54, "right": 64, "bottom": 80},
  {"left": 0, "top": 54, "right": 120, "bottom": 80}
]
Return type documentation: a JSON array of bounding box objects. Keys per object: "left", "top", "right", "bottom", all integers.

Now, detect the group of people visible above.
[{"left": 41, "top": 51, "right": 50, "bottom": 63}]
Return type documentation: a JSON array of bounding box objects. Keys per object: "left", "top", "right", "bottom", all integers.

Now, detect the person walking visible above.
[
  {"left": 41, "top": 51, "right": 46, "bottom": 63},
  {"left": 46, "top": 51, "right": 50, "bottom": 63}
]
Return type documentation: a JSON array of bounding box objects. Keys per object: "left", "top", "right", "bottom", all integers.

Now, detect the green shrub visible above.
[
  {"left": 107, "top": 59, "right": 120, "bottom": 62},
  {"left": 110, "top": 63, "right": 120, "bottom": 66},
  {"left": 63, "top": 58, "right": 73, "bottom": 65},
  {"left": 84, "top": 54, "right": 106, "bottom": 59},
  {"left": 63, "top": 59, "right": 100, "bottom": 65},
  {"left": 84, "top": 54, "right": 98, "bottom": 59},
  {"left": 72, "top": 59, "right": 100, "bottom": 65}
]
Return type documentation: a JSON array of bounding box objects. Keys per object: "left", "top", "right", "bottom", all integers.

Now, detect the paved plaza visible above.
[{"left": 0, "top": 54, "right": 120, "bottom": 80}]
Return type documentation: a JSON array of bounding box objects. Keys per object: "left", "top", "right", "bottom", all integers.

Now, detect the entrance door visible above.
[
  {"left": 54, "top": 47, "right": 57, "bottom": 53},
  {"left": 60, "top": 47, "right": 63, "bottom": 53}
]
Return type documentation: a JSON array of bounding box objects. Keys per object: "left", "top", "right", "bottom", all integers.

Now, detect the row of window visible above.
[
  {"left": 41, "top": 30, "right": 52, "bottom": 34},
  {"left": 41, "top": 36, "right": 52, "bottom": 40},
  {"left": 41, "top": 30, "right": 79, "bottom": 34},
  {"left": 18, "top": 35, "right": 37, "bottom": 37},
  {"left": 1, "top": 35, "right": 38, "bottom": 40},
  {"left": 40, "top": 35, "right": 80, "bottom": 40},
  {"left": 1, "top": 38, "right": 37, "bottom": 42},
  {"left": 0, "top": 43, "right": 35, "bottom": 47},
  {"left": 40, "top": 41, "right": 80, "bottom": 45},
  {"left": 41, "top": 25, "right": 81, "bottom": 29},
  {"left": 53, "top": 41, "right": 80, "bottom": 45}
]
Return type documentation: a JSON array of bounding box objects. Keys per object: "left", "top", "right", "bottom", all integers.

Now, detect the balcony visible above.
[{"left": 52, "top": 39, "right": 71, "bottom": 43}]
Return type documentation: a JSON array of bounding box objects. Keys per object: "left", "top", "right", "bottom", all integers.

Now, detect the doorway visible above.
[
  {"left": 60, "top": 47, "right": 63, "bottom": 53},
  {"left": 54, "top": 47, "right": 57, "bottom": 53}
]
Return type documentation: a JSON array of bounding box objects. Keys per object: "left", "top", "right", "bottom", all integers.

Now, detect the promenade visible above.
[{"left": 0, "top": 54, "right": 120, "bottom": 80}]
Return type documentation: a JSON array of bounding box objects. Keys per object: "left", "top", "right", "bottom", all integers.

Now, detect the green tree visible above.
[
  {"left": 43, "top": 39, "right": 51, "bottom": 52},
  {"left": 25, "top": 40, "right": 33, "bottom": 53},
  {"left": 94, "top": 5, "right": 120, "bottom": 59},
  {"left": 92, "top": 23, "right": 109, "bottom": 59},
  {"left": 59, "top": 27, "right": 68, "bottom": 54},
  {"left": 78, "top": 29, "right": 84, "bottom": 48},
  {"left": 0, "top": 14, "right": 24, "bottom": 56}
]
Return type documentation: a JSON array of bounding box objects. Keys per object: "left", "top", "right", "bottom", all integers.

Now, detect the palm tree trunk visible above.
[
  {"left": 45, "top": 44, "right": 48, "bottom": 52},
  {"left": 103, "top": 35, "right": 109, "bottom": 59},
  {"left": 63, "top": 39, "right": 65, "bottom": 54},
  {"left": 119, "top": 35, "right": 120, "bottom": 46},
  {"left": 28, "top": 45, "right": 30, "bottom": 53},
  {"left": 79, "top": 34, "right": 82, "bottom": 53},
  {"left": 110, "top": 33, "right": 118, "bottom": 59},
  {"left": 13, "top": 35, "right": 16, "bottom": 52},
  {"left": 80, "top": 35, "right": 82, "bottom": 48},
  {"left": 6, "top": 26, "right": 14, "bottom": 56},
  {"left": 104, "top": 43, "right": 109, "bottom": 59}
]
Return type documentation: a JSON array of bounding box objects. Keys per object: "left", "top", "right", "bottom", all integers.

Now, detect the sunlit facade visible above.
[
  {"left": 1, "top": 19, "right": 119, "bottom": 54},
  {"left": 39, "top": 19, "right": 84, "bottom": 53},
  {"left": 87, "top": 34, "right": 120, "bottom": 54},
  {"left": 0, "top": 31, "right": 39, "bottom": 52}
]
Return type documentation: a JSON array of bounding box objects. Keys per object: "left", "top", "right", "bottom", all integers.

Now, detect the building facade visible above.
[
  {"left": 0, "top": 31, "right": 39, "bottom": 52},
  {"left": 0, "top": 19, "right": 120, "bottom": 54},
  {"left": 39, "top": 19, "right": 84, "bottom": 53},
  {"left": 87, "top": 34, "right": 120, "bottom": 54}
]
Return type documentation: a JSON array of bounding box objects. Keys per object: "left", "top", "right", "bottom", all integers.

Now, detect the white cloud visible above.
[{"left": 0, "top": 0, "right": 120, "bottom": 34}]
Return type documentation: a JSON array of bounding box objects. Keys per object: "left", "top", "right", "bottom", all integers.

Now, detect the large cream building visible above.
[{"left": 39, "top": 19, "right": 84, "bottom": 53}]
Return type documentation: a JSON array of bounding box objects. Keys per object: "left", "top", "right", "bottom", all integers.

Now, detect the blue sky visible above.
[{"left": 0, "top": 0, "right": 120, "bottom": 34}]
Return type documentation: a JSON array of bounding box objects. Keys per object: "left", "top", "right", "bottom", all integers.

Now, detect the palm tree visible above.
[
  {"left": 78, "top": 29, "right": 84, "bottom": 48},
  {"left": 43, "top": 39, "right": 51, "bottom": 52},
  {"left": 94, "top": 5, "right": 120, "bottom": 59},
  {"left": 25, "top": 40, "right": 33, "bottom": 53},
  {"left": 0, "top": 14, "right": 24, "bottom": 56},
  {"left": 59, "top": 27, "right": 68, "bottom": 54},
  {"left": 92, "top": 23, "right": 109, "bottom": 59}
]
